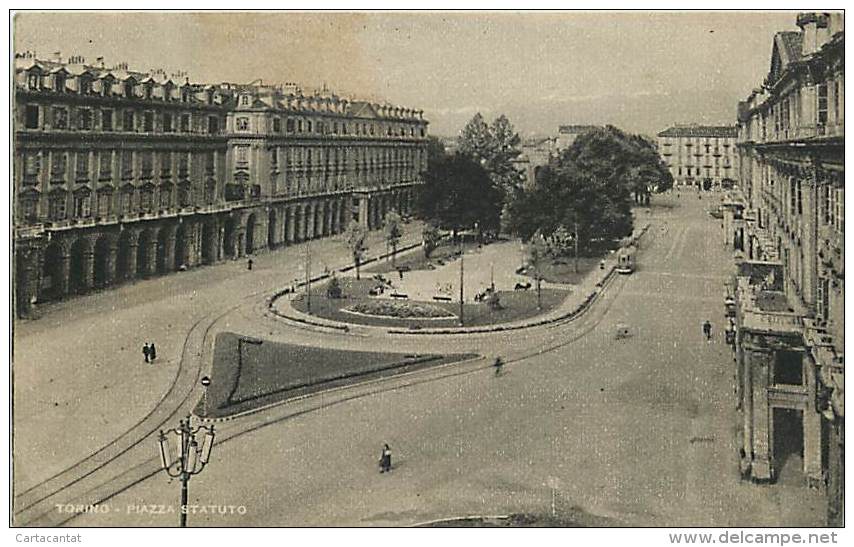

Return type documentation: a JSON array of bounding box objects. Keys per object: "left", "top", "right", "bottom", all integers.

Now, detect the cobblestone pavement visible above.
[{"left": 60, "top": 195, "right": 825, "bottom": 527}]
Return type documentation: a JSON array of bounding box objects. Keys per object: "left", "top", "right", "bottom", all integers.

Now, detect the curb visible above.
[
  {"left": 266, "top": 225, "right": 651, "bottom": 337},
  {"left": 194, "top": 353, "right": 486, "bottom": 423},
  {"left": 265, "top": 240, "right": 424, "bottom": 331}
]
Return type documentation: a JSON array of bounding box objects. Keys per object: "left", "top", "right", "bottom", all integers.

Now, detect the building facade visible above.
[
  {"left": 13, "top": 54, "right": 428, "bottom": 317},
  {"left": 728, "top": 12, "right": 843, "bottom": 526},
  {"left": 657, "top": 124, "right": 739, "bottom": 189},
  {"left": 514, "top": 136, "right": 558, "bottom": 190}
]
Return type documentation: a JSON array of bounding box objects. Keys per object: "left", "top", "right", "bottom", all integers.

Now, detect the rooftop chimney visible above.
[{"left": 797, "top": 12, "right": 831, "bottom": 56}]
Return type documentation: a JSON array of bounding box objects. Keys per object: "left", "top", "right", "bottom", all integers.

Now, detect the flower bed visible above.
[{"left": 346, "top": 300, "right": 455, "bottom": 319}]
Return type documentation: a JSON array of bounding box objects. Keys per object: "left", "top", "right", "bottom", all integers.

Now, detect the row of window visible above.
[
  {"left": 20, "top": 181, "right": 217, "bottom": 222},
  {"left": 235, "top": 115, "right": 425, "bottom": 138},
  {"left": 23, "top": 103, "right": 220, "bottom": 134},
  {"left": 26, "top": 72, "right": 202, "bottom": 103},
  {"left": 744, "top": 76, "right": 843, "bottom": 142},
  {"left": 22, "top": 102, "right": 428, "bottom": 140},
  {"left": 676, "top": 166, "right": 732, "bottom": 177},
  {"left": 22, "top": 149, "right": 218, "bottom": 184}
]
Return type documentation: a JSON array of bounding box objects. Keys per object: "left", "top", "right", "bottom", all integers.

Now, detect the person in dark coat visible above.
[
  {"left": 247, "top": 258, "right": 253, "bottom": 270},
  {"left": 703, "top": 320, "right": 712, "bottom": 341},
  {"left": 143, "top": 343, "right": 150, "bottom": 363},
  {"left": 379, "top": 444, "right": 392, "bottom": 473},
  {"left": 149, "top": 343, "right": 157, "bottom": 361},
  {"left": 493, "top": 356, "right": 504, "bottom": 376}
]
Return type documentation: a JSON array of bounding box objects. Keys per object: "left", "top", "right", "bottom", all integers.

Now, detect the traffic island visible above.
[
  {"left": 284, "top": 277, "right": 568, "bottom": 329},
  {"left": 196, "top": 332, "right": 477, "bottom": 419}
]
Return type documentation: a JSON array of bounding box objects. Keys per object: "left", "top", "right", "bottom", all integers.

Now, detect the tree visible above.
[
  {"left": 384, "top": 211, "right": 403, "bottom": 265},
  {"left": 458, "top": 113, "right": 524, "bottom": 210},
  {"left": 344, "top": 222, "right": 369, "bottom": 280},
  {"left": 422, "top": 224, "right": 440, "bottom": 258},
  {"left": 487, "top": 115, "right": 525, "bottom": 199},
  {"left": 416, "top": 154, "right": 503, "bottom": 236},
  {"left": 525, "top": 237, "right": 548, "bottom": 310},
  {"left": 457, "top": 113, "right": 493, "bottom": 161},
  {"left": 508, "top": 125, "right": 668, "bottom": 254}
]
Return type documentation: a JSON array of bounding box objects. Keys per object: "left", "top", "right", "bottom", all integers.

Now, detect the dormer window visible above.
[
  {"left": 27, "top": 72, "right": 40, "bottom": 90},
  {"left": 240, "top": 95, "right": 250, "bottom": 106},
  {"left": 124, "top": 81, "right": 134, "bottom": 98},
  {"left": 144, "top": 83, "right": 153, "bottom": 100},
  {"left": 181, "top": 88, "right": 191, "bottom": 103},
  {"left": 101, "top": 78, "right": 113, "bottom": 97},
  {"left": 79, "top": 76, "right": 91, "bottom": 94},
  {"left": 54, "top": 74, "right": 66, "bottom": 93},
  {"left": 207, "top": 90, "right": 214, "bottom": 105}
]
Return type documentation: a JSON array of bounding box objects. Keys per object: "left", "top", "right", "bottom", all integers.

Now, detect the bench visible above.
[
  {"left": 389, "top": 293, "right": 409, "bottom": 299},
  {"left": 432, "top": 295, "right": 453, "bottom": 301}
]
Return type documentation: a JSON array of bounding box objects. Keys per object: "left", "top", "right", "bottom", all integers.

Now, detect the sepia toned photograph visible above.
[{"left": 8, "top": 8, "right": 844, "bottom": 532}]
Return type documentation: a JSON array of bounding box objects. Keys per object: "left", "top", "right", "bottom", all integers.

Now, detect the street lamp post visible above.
[
  {"left": 200, "top": 376, "right": 211, "bottom": 417},
  {"left": 158, "top": 416, "right": 216, "bottom": 527}
]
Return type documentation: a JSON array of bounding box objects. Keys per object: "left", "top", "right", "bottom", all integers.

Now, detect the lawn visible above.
[
  {"left": 198, "top": 332, "right": 476, "bottom": 418},
  {"left": 289, "top": 277, "right": 568, "bottom": 328}
]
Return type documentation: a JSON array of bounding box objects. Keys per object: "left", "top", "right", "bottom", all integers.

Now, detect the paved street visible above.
[
  {"left": 12, "top": 222, "right": 425, "bottom": 493},
  {"left": 57, "top": 194, "right": 824, "bottom": 527}
]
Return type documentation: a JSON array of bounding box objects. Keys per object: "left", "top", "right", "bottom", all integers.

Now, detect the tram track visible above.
[
  {"left": 14, "top": 227, "right": 641, "bottom": 527},
  {"left": 55, "top": 269, "right": 628, "bottom": 526}
]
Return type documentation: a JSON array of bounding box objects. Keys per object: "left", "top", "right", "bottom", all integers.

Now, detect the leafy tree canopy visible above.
[
  {"left": 507, "top": 125, "right": 667, "bottom": 251},
  {"left": 416, "top": 153, "right": 503, "bottom": 233}
]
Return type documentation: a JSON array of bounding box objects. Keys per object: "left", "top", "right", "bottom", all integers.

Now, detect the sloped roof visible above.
[
  {"left": 657, "top": 125, "right": 737, "bottom": 138},
  {"left": 778, "top": 31, "right": 804, "bottom": 64},
  {"left": 347, "top": 101, "right": 378, "bottom": 119},
  {"left": 558, "top": 124, "right": 600, "bottom": 134}
]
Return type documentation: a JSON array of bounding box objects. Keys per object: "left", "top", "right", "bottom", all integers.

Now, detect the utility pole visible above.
[
  {"left": 574, "top": 221, "right": 579, "bottom": 274},
  {"left": 459, "top": 235, "right": 464, "bottom": 326}
]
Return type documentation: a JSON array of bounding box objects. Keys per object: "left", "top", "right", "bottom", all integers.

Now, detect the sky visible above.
[{"left": 14, "top": 11, "right": 799, "bottom": 137}]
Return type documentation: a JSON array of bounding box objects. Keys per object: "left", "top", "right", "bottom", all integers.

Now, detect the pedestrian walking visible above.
[
  {"left": 379, "top": 443, "right": 392, "bottom": 473},
  {"left": 493, "top": 356, "right": 504, "bottom": 377},
  {"left": 247, "top": 258, "right": 253, "bottom": 271},
  {"left": 599, "top": 259, "right": 606, "bottom": 270},
  {"left": 703, "top": 320, "right": 712, "bottom": 341},
  {"left": 142, "top": 343, "right": 150, "bottom": 363},
  {"left": 398, "top": 268, "right": 404, "bottom": 280},
  {"left": 149, "top": 342, "right": 157, "bottom": 362}
]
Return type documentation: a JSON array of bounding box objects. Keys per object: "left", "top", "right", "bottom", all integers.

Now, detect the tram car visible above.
[{"left": 616, "top": 245, "right": 637, "bottom": 274}]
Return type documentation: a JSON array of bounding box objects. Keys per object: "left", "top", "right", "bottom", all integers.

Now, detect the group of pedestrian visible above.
[{"left": 142, "top": 342, "right": 158, "bottom": 363}]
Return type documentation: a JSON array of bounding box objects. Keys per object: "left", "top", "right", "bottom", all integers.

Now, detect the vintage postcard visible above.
[{"left": 8, "top": 8, "right": 844, "bottom": 535}]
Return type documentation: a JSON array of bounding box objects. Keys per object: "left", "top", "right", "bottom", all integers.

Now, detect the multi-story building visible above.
[
  {"left": 514, "top": 136, "right": 558, "bottom": 190},
  {"left": 728, "top": 12, "right": 843, "bottom": 526},
  {"left": 656, "top": 124, "right": 739, "bottom": 189},
  {"left": 12, "top": 54, "right": 429, "bottom": 318},
  {"left": 555, "top": 124, "right": 599, "bottom": 151}
]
